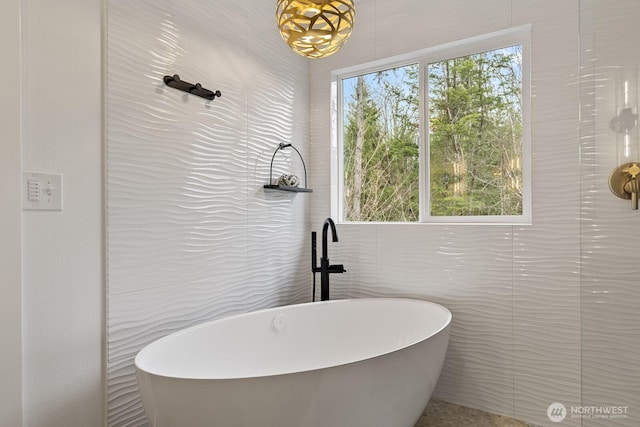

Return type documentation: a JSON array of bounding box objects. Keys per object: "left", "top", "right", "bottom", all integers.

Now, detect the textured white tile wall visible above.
[
  {"left": 309, "top": 1, "right": 583, "bottom": 426},
  {"left": 106, "top": 0, "right": 309, "bottom": 425},
  {"left": 105, "top": 1, "right": 640, "bottom": 426},
  {"left": 580, "top": 2, "right": 640, "bottom": 426}
]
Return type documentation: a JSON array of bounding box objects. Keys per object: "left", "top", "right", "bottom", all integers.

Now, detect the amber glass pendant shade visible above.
[{"left": 276, "top": 0, "right": 355, "bottom": 59}]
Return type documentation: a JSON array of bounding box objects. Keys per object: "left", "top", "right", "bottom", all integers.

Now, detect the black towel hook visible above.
[{"left": 163, "top": 74, "right": 222, "bottom": 101}]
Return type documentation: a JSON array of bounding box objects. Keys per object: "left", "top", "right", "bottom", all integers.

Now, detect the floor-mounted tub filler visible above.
[{"left": 135, "top": 298, "right": 452, "bottom": 427}]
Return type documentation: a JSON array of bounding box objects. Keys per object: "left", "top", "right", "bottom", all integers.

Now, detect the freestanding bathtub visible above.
[{"left": 135, "top": 298, "right": 451, "bottom": 427}]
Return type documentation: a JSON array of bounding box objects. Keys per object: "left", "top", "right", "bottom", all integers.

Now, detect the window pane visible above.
[
  {"left": 428, "top": 45, "right": 523, "bottom": 216},
  {"left": 341, "top": 64, "right": 420, "bottom": 222}
]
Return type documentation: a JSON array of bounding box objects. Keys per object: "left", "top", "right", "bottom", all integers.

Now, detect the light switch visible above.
[{"left": 22, "top": 172, "right": 63, "bottom": 211}]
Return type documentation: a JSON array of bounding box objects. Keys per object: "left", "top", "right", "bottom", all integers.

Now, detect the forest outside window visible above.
[{"left": 333, "top": 27, "right": 531, "bottom": 224}]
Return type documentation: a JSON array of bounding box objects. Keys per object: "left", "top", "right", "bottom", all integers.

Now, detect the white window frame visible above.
[{"left": 331, "top": 25, "right": 531, "bottom": 225}]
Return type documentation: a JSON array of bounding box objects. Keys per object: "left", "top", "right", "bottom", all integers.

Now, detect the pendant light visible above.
[{"left": 276, "top": 0, "right": 355, "bottom": 59}]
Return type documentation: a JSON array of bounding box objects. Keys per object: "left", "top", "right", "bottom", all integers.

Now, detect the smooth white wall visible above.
[
  {"left": 309, "top": 1, "right": 582, "bottom": 426},
  {"left": 0, "top": 0, "right": 24, "bottom": 425},
  {"left": 20, "top": 0, "right": 104, "bottom": 426}
]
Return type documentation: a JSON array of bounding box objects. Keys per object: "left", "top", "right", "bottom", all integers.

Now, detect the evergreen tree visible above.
[
  {"left": 341, "top": 46, "right": 522, "bottom": 220},
  {"left": 343, "top": 65, "right": 420, "bottom": 222},
  {"left": 429, "top": 47, "right": 522, "bottom": 216}
]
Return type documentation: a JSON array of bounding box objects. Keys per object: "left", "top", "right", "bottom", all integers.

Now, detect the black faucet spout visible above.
[
  {"left": 311, "top": 217, "right": 345, "bottom": 302},
  {"left": 321, "top": 218, "right": 338, "bottom": 260}
]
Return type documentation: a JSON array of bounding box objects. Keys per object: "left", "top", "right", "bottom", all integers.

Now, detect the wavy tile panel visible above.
[
  {"left": 580, "top": 107, "right": 640, "bottom": 339},
  {"left": 580, "top": 20, "right": 640, "bottom": 424},
  {"left": 511, "top": 212, "right": 582, "bottom": 427},
  {"left": 307, "top": 6, "right": 585, "bottom": 425},
  {"left": 513, "top": 321, "right": 582, "bottom": 426},
  {"left": 398, "top": 226, "right": 515, "bottom": 417},
  {"left": 326, "top": 223, "right": 517, "bottom": 416},
  {"left": 107, "top": 0, "right": 309, "bottom": 425},
  {"left": 319, "top": 114, "right": 583, "bottom": 423},
  {"left": 581, "top": 333, "right": 640, "bottom": 427}
]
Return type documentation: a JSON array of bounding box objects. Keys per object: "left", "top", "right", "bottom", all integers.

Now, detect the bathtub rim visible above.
[{"left": 134, "top": 297, "right": 452, "bottom": 380}]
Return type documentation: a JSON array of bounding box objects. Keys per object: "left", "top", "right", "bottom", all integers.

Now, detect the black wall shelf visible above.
[
  {"left": 264, "top": 184, "right": 313, "bottom": 193},
  {"left": 263, "top": 143, "right": 312, "bottom": 193}
]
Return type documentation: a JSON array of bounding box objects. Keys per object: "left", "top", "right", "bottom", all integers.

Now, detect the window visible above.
[{"left": 332, "top": 26, "right": 531, "bottom": 224}]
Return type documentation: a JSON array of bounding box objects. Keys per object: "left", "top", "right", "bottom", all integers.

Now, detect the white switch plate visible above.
[{"left": 22, "top": 172, "right": 63, "bottom": 211}]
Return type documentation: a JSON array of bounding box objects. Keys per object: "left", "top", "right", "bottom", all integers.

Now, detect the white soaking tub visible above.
[{"left": 135, "top": 298, "right": 451, "bottom": 427}]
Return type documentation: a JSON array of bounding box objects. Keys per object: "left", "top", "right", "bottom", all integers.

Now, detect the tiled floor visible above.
[{"left": 415, "top": 399, "right": 534, "bottom": 427}]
